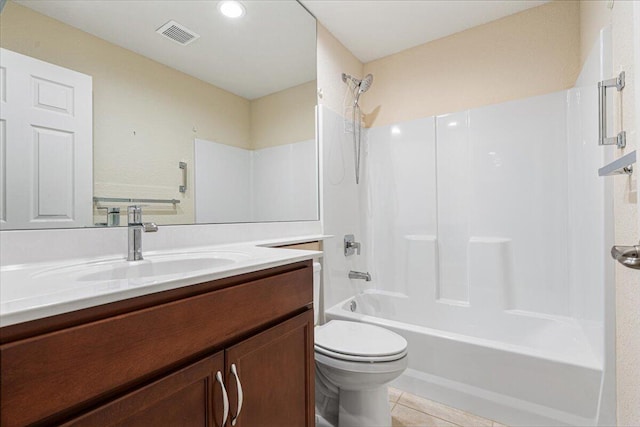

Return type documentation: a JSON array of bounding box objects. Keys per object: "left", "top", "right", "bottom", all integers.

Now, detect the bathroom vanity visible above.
[{"left": 0, "top": 257, "right": 315, "bottom": 426}]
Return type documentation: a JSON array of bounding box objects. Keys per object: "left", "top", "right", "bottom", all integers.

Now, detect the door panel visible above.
[
  {"left": 226, "top": 310, "right": 314, "bottom": 427},
  {"left": 34, "top": 125, "right": 74, "bottom": 218},
  {"left": 32, "top": 76, "right": 75, "bottom": 115}
]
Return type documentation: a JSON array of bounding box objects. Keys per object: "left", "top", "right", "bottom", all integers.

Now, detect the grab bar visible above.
[
  {"left": 598, "top": 71, "right": 626, "bottom": 148},
  {"left": 179, "top": 161, "right": 187, "bottom": 193}
]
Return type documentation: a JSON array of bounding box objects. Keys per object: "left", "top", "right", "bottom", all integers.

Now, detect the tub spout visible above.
[{"left": 349, "top": 270, "right": 371, "bottom": 281}]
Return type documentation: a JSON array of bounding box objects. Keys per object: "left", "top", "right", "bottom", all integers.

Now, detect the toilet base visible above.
[{"left": 338, "top": 387, "right": 391, "bottom": 427}]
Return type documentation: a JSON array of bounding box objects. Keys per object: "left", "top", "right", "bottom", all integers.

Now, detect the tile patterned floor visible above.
[{"left": 389, "top": 387, "right": 509, "bottom": 427}]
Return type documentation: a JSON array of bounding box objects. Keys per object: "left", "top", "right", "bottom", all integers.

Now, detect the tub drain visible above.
[{"left": 349, "top": 300, "right": 357, "bottom": 312}]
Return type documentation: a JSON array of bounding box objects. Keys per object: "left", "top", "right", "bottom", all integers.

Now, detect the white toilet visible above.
[{"left": 313, "top": 263, "right": 408, "bottom": 427}]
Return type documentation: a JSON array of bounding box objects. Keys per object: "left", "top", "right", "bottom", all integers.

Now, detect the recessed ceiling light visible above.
[{"left": 218, "top": 1, "right": 246, "bottom": 18}]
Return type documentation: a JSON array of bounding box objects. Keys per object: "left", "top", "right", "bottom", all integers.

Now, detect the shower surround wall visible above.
[
  {"left": 363, "top": 92, "right": 571, "bottom": 315},
  {"left": 323, "top": 30, "right": 615, "bottom": 426},
  {"left": 194, "top": 138, "right": 318, "bottom": 223},
  {"left": 319, "top": 106, "right": 368, "bottom": 311}
]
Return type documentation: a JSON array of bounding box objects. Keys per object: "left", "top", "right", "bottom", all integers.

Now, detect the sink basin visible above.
[
  {"left": 30, "top": 251, "right": 250, "bottom": 284},
  {"left": 77, "top": 256, "right": 236, "bottom": 281}
]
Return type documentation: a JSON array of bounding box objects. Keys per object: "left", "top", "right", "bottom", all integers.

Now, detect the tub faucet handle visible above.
[{"left": 344, "top": 234, "right": 361, "bottom": 256}]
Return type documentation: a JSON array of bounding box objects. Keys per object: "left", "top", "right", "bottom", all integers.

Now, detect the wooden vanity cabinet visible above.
[
  {"left": 0, "top": 260, "right": 315, "bottom": 427},
  {"left": 63, "top": 353, "right": 227, "bottom": 427}
]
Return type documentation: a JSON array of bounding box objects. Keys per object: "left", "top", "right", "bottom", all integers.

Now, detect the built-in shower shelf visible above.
[{"left": 598, "top": 150, "right": 636, "bottom": 176}]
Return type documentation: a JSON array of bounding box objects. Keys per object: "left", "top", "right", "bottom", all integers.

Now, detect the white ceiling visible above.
[
  {"left": 300, "top": 0, "right": 549, "bottom": 63},
  {"left": 17, "top": 0, "right": 316, "bottom": 100},
  {"left": 16, "top": 0, "right": 550, "bottom": 99}
]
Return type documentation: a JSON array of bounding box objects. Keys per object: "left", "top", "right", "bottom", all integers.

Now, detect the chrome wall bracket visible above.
[{"left": 598, "top": 71, "right": 626, "bottom": 148}]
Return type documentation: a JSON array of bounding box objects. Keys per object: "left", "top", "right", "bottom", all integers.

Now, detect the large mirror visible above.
[{"left": 0, "top": 0, "right": 317, "bottom": 229}]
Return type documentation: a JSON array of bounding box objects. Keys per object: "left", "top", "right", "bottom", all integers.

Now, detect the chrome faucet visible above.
[
  {"left": 349, "top": 270, "right": 371, "bottom": 281},
  {"left": 127, "top": 206, "right": 158, "bottom": 261}
]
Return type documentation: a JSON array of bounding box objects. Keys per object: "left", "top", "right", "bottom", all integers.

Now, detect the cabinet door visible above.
[
  {"left": 226, "top": 310, "right": 314, "bottom": 427},
  {"left": 64, "top": 353, "right": 229, "bottom": 427}
]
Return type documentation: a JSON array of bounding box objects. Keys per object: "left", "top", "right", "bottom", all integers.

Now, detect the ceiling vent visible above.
[{"left": 156, "top": 20, "right": 200, "bottom": 46}]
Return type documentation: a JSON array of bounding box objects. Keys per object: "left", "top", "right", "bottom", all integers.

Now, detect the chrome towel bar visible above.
[{"left": 94, "top": 197, "right": 180, "bottom": 205}]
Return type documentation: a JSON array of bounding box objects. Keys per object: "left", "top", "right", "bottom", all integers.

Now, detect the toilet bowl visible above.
[{"left": 313, "top": 263, "right": 408, "bottom": 427}]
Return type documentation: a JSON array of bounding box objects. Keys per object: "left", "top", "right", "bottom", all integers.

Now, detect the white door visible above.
[{"left": 0, "top": 48, "right": 92, "bottom": 229}]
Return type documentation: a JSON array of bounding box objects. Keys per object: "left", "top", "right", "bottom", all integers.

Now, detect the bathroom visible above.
[{"left": 0, "top": 0, "right": 638, "bottom": 426}]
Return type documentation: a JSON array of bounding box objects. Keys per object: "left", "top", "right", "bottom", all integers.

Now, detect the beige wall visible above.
[
  {"left": 361, "top": 0, "right": 581, "bottom": 128},
  {"left": 316, "top": 24, "right": 364, "bottom": 117},
  {"left": 250, "top": 80, "right": 316, "bottom": 150}
]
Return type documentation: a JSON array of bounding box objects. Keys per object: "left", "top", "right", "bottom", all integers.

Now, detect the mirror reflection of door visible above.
[{"left": 0, "top": 48, "right": 93, "bottom": 230}]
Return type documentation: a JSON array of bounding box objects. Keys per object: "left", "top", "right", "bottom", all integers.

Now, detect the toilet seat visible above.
[
  {"left": 315, "top": 345, "right": 407, "bottom": 363},
  {"left": 315, "top": 320, "right": 408, "bottom": 363}
]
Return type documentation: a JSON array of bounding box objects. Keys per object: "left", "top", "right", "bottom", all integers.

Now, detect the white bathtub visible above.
[{"left": 325, "top": 290, "right": 604, "bottom": 427}]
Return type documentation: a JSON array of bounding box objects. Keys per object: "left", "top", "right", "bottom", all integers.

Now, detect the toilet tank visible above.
[{"left": 313, "top": 262, "right": 321, "bottom": 325}]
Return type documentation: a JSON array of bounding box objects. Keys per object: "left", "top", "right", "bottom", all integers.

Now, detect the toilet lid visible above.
[{"left": 315, "top": 320, "right": 407, "bottom": 359}]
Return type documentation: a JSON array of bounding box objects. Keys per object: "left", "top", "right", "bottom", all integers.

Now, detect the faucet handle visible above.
[
  {"left": 143, "top": 222, "right": 158, "bottom": 232},
  {"left": 352, "top": 241, "right": 361, "bottom": 255},
  {"left": 344, "top": 234, "right": 361, "bottom": 256}
]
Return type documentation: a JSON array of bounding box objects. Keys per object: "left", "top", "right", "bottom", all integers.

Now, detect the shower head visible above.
[
  {"left": 354, "top": 74, "right": 373, "bottom": 105},
  {"left": 358, "top": 74, "right": 373, "bottom": 94},
  {"left": 342, "top": 73, "right": 374, "bottom": 92}
]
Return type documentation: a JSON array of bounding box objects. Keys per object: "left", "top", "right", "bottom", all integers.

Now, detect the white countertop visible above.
[{"left": 0, "top": 240, "right": 323, "bottom": 328}]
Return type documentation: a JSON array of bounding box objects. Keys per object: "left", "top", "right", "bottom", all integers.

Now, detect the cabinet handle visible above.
[
  {"left": 230, "top": 363, "right": 243, "bottom": 426},
  {"left": 215, "top": 371, "right": 229, "bottom": 427}
]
